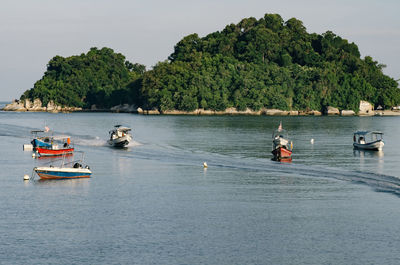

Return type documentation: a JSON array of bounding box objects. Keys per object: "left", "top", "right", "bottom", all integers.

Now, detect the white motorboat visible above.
[
  {"left": 32, "top": 152, "right": 91, "bottom": 180},
  {"left": 34, "top": 165, "right": 92, "bottom": 180},
  {"left": 108, "top": 125, "right": 132, "bottom": 147},
  {"left": 353, "top": 131, "right": 384, "bottom": 151}
]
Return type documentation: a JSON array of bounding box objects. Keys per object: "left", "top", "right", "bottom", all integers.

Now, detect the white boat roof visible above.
[
  {"left": 51, "top": 135, "right": 71, "bottom": 140},
  {"left": 115, "top": 126, "right": 131, "bottom": 131},
  {"left": 354, "top": 131, "right": 383, "bottom": 135}
]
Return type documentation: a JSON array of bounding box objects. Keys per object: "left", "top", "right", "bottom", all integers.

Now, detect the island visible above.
[{"left": 3, "top": 13, "right": 400, "bottom": 115}]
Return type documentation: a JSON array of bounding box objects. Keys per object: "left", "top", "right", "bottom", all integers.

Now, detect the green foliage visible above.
[{"left": 21, "top": 47, "right": 145, "bottom": 108}]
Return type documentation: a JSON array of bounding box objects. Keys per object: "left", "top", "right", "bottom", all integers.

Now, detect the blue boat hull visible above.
[{"left": 34, "top": 167, "right": 92, "bottom": 179}]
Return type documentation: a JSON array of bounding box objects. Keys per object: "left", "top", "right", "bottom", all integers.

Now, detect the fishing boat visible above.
[
  {"left": 33, "top": 152, "right": 91, "bottom": 180},
  {"left": 36, "top": 136, "right": 74, "bottom": 157},
  {"left": 271, "top": 122, "right": 293, "bottom": 161},
  {"left": 353, "top": 131, "right": 384, "bottom": 151},
  {"left": 108, "top": 125, "right": 132, "bottom": 147}
]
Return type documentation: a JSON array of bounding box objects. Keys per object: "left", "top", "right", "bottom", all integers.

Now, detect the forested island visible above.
[{"left": 7, "top": 13, "right": 400, "bottom": 114}]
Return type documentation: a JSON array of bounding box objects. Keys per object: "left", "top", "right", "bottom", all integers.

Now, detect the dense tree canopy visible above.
[
  {"left": 142, "top": 14, "right": 399, "bottom": 112},
  {"left": 21, "top": 47, "right": 144, "bottom": 108},
  {"left": 21, "top": 14, "right": 400, "bottom": 112}
]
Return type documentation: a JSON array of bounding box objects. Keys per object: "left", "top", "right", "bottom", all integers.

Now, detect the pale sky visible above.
[{"left": 0, "top": 0, "right": 399, "bottom": 101}]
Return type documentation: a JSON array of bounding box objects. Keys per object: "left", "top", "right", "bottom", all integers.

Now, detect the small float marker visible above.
[
  {"left": 310, "top": 138, "right": 314, "bottom": 144},
  {"left": 32, "top": 153, "right": 36, "bottom": 158},
  {"left": 203, "top": 162, "right": 208, "bottom": 168},
  {"left": 23, "top": 175, "right": 30, "bottom": 181}
]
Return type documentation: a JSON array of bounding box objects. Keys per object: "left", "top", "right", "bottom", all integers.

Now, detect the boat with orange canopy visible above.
[{"left": 35, "top": 136, "right": 74, "bottom": 157}]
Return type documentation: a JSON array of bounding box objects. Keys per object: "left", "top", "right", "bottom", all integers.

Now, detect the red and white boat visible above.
[
  {"left": 36, "top": 136, "right": 74, "bottom": 157},
  {"left": 271, "top": 122, "right": 293, "bottom": 161},
  {"left": 36, "top": 146, "right": 74, "bottom": 156}
]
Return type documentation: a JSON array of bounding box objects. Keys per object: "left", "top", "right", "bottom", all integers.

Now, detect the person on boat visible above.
[{"left": 359, "top": 136, "right": 365, "bottom": 144}]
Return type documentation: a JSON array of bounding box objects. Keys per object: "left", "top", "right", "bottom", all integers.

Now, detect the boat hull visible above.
[
  {"left": 108, "top": 135, "right": 131, "bottom": 147},
  {"left": 353, "top": 140, "right": 384, "bottom": 151},
  {"left": 36, "top": 147, "right": 74, "bottom": 156},
  {"left": 34, "top": 166, "right": 92, "bottom": 179},
  {"left": 272, "top": 146, "right": 292, "bottom": 161}
]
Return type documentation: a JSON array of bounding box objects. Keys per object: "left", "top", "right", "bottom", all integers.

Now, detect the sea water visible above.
[{"left": 1, "top": 111, "right": 400, "bottom": 264}]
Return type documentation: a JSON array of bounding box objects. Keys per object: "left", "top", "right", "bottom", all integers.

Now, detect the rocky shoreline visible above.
[
  {"left": 2, "top": 99, "right": 82, "bottom": 112},
  {"left": 3, "top": 99, "right": 400, "bottom": 116}
]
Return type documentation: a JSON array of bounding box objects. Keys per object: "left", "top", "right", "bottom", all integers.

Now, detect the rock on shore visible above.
[
  {"left": 2, "top": 100, "right": 26, "bottom": 111},
  {"left": 340, "top": 110, "right": 355, "bottom": 116},
  {"left": 358, "top": 100, "right": 374, "bottom": 116},
  {"left": 325, "top": 106, "right": 340, "bottom": 115}
]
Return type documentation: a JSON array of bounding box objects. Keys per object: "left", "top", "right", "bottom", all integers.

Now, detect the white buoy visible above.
[
  {"left": 203, "top": 162, "right": 208, "bottom": 168},
  {"left": 310, "top": 138, "right": 314, "bottom": 144},
  {"left": 32, "top": 153, "right": 36, "bottom": 158},
  {"left": 23, "top": 174, "right": 30, "bottom": 181},
  {"left": 23, "top": 144, "right": 33, "bottom": 151}
]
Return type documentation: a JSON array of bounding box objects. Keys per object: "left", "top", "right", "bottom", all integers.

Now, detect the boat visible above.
[
  {"left": 108, "top": 125, "right": 132, "bottom": 147},
  {"left": 353, "top": 131, "right": 384, "bottom": 151},
  {"left": 33, "top": 152, "right": 91, "bottom": 180},
  {"left": 271, "top": 122, "right": 293, "bottom": 161},
  {"left": 35, "top": 136, "right": 74, "bottom": 157}
]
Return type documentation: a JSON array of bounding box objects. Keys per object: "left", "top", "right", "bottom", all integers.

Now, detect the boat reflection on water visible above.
[
  {"left": 271, "top": 156, "right": 292, "bottom": 163},
  {"left": 353, "top": 149, "right": 384, "bottom": 158},
  {"left": 353, "top": 149, "right": 384, "bottom": 174},
  {"left": 35, "top": 178, "right": 90, "bottom": 186}
]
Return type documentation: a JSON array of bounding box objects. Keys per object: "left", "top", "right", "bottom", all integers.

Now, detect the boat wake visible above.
[
  {"left": 2, "top": 122, "right": 400, "bottom": 195},
  {"left": 0, "top": 124, "right": 33, "bottom": 138},
  {"left": 126, "top": 140, "right": 142, "bottom": 147},
  {"left": 73, "top": 136, "right": 107, "bottom": 147},
  {"left": 0, "top": 123, "right": 141, "bottom": 147},
  {"left": 66, "top": 135, "right": 142, "bottom": 147},
  {"left": 73, "top": 135, "right": 142, "bottom": 147},
  {"left": 127, "top": 144, "right": 400, "bottom": 196}
]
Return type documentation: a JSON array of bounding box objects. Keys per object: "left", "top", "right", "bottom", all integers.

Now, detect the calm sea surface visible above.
[{"left": 1, "top": 110, "right": 400, "bottom": 264}]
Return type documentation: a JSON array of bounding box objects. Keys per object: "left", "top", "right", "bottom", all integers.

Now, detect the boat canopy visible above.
[
  {"left": 51, "top": 135, "right": 71, "bottom": 140},
  {"left": 118, "top": 127, "right": 131, "bottom": 132},
  {"left": 31, "top": 130, "right": 45, "bottom": 133},
  {"left": 354, "top": 131, "right": 383, "bottom": 136},
  {"left": 113, "top": 126, "right": 131, "bottom": 132}
]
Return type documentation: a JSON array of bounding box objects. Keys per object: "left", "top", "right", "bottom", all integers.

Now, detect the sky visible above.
[{"left": 0, "top": 0, "right": 399, "bottom": 101}]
